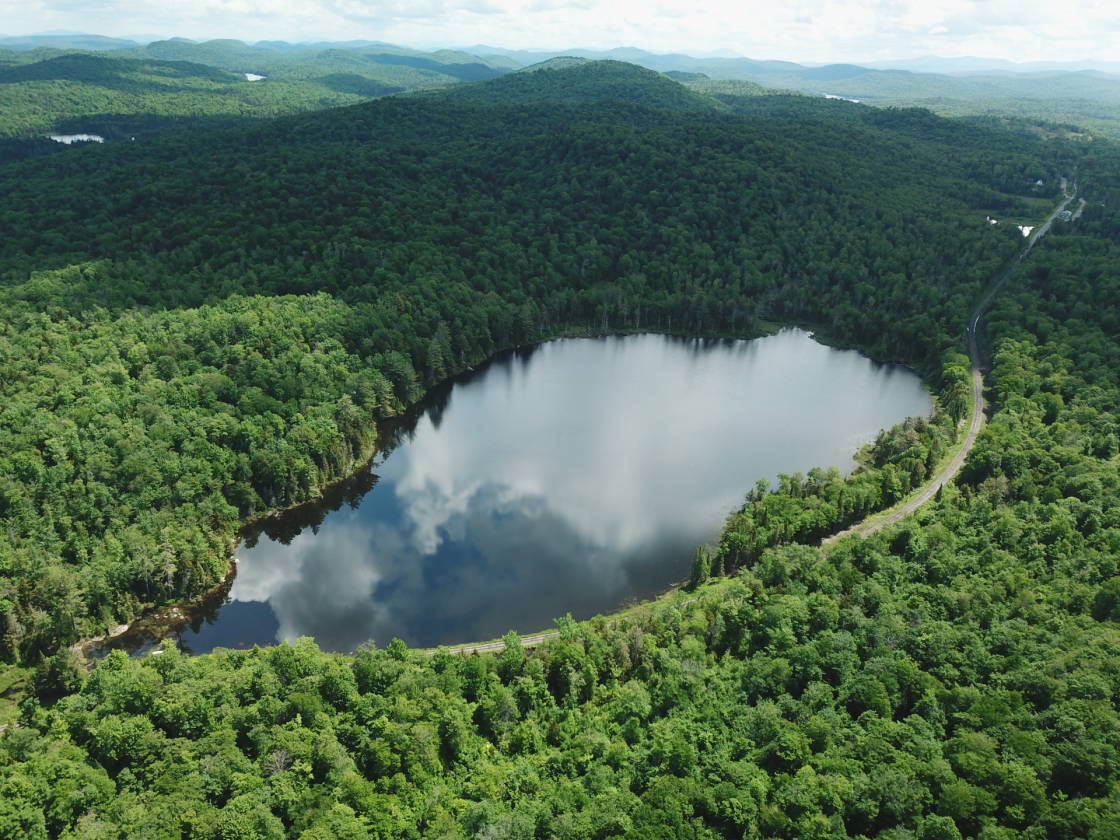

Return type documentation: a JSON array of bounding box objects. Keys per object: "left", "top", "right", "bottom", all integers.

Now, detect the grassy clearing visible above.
[{"left": 0, "top": 665, "right": 32, "bottom": 726}]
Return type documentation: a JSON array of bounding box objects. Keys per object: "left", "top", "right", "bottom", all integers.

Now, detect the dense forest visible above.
[
  {"left": 0, "top": 60, "right": 1118, "bottom": 838},
  {"left": 686, "top": 67, "right": 1120, "bottom": 140},
  {"left": 442, "top": 45, "right": 1120, "bottom": 139},
  {"left": 0, "top": 42, "right": 513, "bottom": 144},
  {"left": 5, "top": 35, "right": 1118, "bottom": 148},
  {"left": 0, "top": 62, "right": 1068, "bottom": 663},
  {"left": 0, "top": 52, "right": 368, "bottom": 140}
]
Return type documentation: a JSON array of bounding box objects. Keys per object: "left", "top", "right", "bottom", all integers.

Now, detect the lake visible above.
[
  {"left": 49, "top": 134, "right": 104, "bottom": 144},
  {"left": 101, "top": 329, "right": 932, "bottom": 656}
]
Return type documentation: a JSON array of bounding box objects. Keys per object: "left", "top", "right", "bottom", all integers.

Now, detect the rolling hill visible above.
[
  {"left": 0, "top": 40, "right": 518, "bottom": 141},
  {"left": 0, "top": 57, "right": 1118, "bottom": 840},
  {"left": 0, "top": 59, "right": 1064, "bottom": 659}
]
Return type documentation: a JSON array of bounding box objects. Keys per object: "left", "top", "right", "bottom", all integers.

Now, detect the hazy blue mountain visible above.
[
  {"left": 463, "top": 46, "right": 1120, "bottom": 137},
  {"left": 0, "top": 33, "right": 139, "bottom": 50},
  {"left": 130, "top": 38, "right": 514, "bottom": 78},
  {"left": 863, "top": 55, "right": 1120, "bottom": 76},
  {"left": 4, "top": 33, "right": 1119, "bottom": 137}
]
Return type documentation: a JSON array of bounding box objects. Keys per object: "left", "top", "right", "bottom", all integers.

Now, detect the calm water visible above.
[
  {"left": 104, "top": 330, "right": 931, "bottom": 655},
  {"left": 48, "top": 134, "right": 104, "bottom": 144}
]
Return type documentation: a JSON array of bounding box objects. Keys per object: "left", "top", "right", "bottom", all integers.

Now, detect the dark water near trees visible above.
[{"left": 103, "top": 330, "right": 931, "bottom": 656}]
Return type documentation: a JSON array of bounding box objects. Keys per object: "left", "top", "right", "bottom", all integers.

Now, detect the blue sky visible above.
[{"left": 6, "top": 0, "right": 1118, "bottom": 64}]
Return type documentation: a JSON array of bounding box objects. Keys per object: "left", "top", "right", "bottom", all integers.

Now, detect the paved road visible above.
[{"left": 826, "top": 187, "right": 1078, "bottom": 543}]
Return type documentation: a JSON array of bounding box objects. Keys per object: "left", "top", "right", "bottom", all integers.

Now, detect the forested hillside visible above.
[
  {"left": 0, "top": 62, "right": 1068, "bottom": 663},
  {"left": 476, "top": 46, "right": 1120, "bottom": 138},
  {"left": 173, "top": 45, "right": 1120, "bottom": 141},
  {"left": 685, "top": 64, "right": 1120, "bottom": 139},
  {"left": 0, "top": 41, "right": 513, "bottom": 143},
  {"left": 0, "top": 53, "right": 364, "bottom": 140},
  {"left": 1, "top": 60, "right": 1118, "bottom": 839}
]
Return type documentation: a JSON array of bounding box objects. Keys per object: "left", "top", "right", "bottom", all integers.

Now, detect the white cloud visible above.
[{"left": 5, "top": 0, "right": 1118, "bottom": 66}]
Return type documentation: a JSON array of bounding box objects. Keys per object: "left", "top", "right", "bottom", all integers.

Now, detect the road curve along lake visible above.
[{"left": 102, "top": 329, "right": 932, "bottom": 656}]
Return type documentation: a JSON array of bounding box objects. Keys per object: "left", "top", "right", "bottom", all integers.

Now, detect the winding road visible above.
[
  {"left": 437, "top": 186, "right": 1078, "bottom": 656},
  {"left": 825, "top": 184, "right": 1078, "bottom": 543}
]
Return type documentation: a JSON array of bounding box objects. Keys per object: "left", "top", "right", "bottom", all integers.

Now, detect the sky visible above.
[{"left": 5, "top": 0, "right": 1119, "bottom": 64}]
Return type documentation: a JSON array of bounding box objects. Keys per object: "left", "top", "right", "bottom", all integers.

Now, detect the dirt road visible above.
[
  {"left": 439, "top": 631, "right": 559, "bottom": 655},
  {"left": 826, "top": 187, "right": 1078, "bottom": 543},
  {"left": 437, "top": 188, "right": 1079, "bottom": 655}
]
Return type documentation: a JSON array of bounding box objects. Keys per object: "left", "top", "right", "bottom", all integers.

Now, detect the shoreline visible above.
[
  {"left": 94, "top": 189, "right": 1076, "bottom": 664},
  {"left": 79, "top": 322, "right": 938, "bottom": 661},
  {"left": 73, "top": 325, "right": 776, "bottom": 657}
]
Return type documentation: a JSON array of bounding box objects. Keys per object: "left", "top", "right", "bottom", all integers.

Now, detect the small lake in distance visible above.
[
  {"left": 49, "top": 134, "right": 104, "bottom": 144},
  {"left": 104, "top": 329, "right": 931, "bottom": 655}
]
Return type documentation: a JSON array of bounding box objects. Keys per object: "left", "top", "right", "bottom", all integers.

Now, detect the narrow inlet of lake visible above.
[{"left": 104, "top": 329, "right": 932, "bottom": 655}]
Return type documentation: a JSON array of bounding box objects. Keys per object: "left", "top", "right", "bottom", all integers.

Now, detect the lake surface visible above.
[
  {"left": 49, "top": 134, "right": 104, "bottom": 144},
  {"left": 103, "top": 329, "right": 931, "bottom": 656}
]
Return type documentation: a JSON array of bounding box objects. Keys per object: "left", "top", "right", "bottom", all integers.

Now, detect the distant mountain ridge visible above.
[
  {"left": 3, "top": 33, "right": 1120, "bottom": 137},
  {"left": 0, "top": 33, "right": 141, "bottom": 50},
  {"left": 452, "top": 44, "right": 1120, "bottom": 138},
  {"left": 6, "top": 33, "right": 1120, "bottom": 81},
  {"left": 128, "top": 38, "right": 514, "bottom": 80},
  {"left": 861, "top": 54, "right": 1120, "bottom": 76},
  {"left": 0, "top": 38, "right": 523, "bottom": 140}
]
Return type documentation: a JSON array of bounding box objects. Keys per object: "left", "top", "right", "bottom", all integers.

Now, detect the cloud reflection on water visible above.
[{"left": 205, "top": 330, "right": 932, "bottom": 651}]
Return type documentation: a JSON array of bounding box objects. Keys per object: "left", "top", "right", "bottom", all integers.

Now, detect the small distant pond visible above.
[
  {"left": 49, "top": 134, "right": 104, "bottom": 144},
  {"left": 100, "top": 329, "right": 931, "bottom": 656}
]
